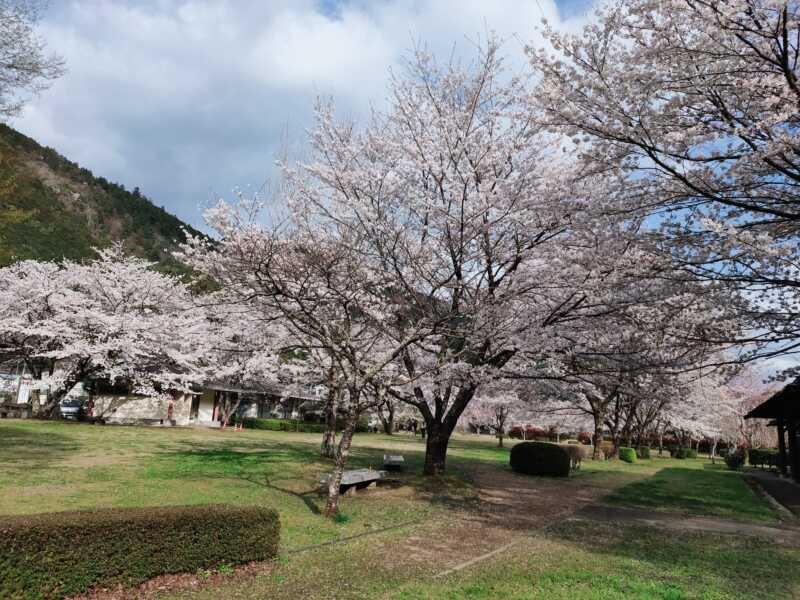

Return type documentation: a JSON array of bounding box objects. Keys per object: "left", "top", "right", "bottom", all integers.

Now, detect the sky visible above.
[{"left": 12, "top": 0, "right": 594, "bottom": 230}]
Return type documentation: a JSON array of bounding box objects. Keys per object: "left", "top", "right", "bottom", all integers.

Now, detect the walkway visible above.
[{"left": 745, "top": 470, "right": 800, "bottom": 517}]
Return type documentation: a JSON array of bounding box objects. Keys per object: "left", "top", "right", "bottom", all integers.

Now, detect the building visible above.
[
  {"left": 90, "top": 381, "right": 325, "bottom": 427},
  {"left": 745, "top": 377, "right": 800, "bottom": 483}
]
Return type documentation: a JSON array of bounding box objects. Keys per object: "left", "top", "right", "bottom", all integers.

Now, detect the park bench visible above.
[
  {"left": 319, "top": 468, "right": 386, "bottom": 495},
  {"left": 383, "top": 454, "right": 405, "bottom": 471}
]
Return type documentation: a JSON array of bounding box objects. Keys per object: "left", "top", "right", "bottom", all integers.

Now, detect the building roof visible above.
[{"left": 745, "top": 377, "right": 800, "bottom": 420}]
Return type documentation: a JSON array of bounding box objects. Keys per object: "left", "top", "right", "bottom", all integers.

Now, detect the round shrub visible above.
[
  {"left": 559, "top": 443, "right": 590, "bottom": 470},
  {"left": 725, "top": 450, "right": 746, "bottom": 471},
  {"left": 510, "top": 441, "right": 571, "bottom": 477},
  {"left": 673, "top": 447, "right": 698, "bottom": 459},
  {"left": 619, "top": 447, "right": 637, "bottom": 463},
  {"left": 636, "top": 446, "right": 651, "bottom": 459},
  {"left": 600, "top": 441, "right": 618, "bottom": 459}
]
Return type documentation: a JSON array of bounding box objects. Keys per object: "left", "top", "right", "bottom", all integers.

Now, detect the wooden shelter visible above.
[{"left": 745, "top": 377, "right": 800, "bottom": 482}]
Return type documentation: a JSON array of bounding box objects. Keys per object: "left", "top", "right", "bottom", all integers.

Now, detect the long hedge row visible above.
[
  {"left": 240, "top": 417, "right": 370, "bottom": 433},
  {"left": 0, "top": 504, "right": 280, "bottom": 600}
]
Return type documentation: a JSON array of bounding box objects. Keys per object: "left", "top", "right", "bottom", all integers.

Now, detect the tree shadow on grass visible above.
[
  {"left": 546, "top": 519, "right": 800, "bottom": 600},
  {"left": 0, "top": 422, "right": 79, "bottom": 469},
  {"left": 603, "top": 466, "right": 776, "bottom": 522}
]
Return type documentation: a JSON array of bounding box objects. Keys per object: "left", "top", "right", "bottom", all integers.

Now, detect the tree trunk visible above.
[
  {"left": 219, "top": 391, "right": 241, "bottom": 429},
  {"left": 423, "top": 422, "right": 452, "bottom": 475},
  {"left": 497, "top": 433, "right": 504, "bottom": 448},
  {"left": 321, "top": 380, "right": 338, "bottom": 459},
  {"left": 592, "top": 412, "right": 604, "bottom": 459},
  {"left": 324, "top": 413, "right": 358, "bottom": 517},
  {"left": 378, "top": 399, "right": 395, "bottom": 435}
]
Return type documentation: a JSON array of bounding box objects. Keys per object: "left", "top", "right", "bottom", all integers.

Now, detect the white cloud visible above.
[{"left": 12, "top": 0, "right": 594, "bottom": 228}]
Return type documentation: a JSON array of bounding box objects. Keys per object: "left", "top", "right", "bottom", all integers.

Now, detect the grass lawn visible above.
[
  {"left": 1, "top": 420, "right": 797, "bottom": 599},
  {"left": 600, "top": 454, "right": 777, "bottom": 522}
]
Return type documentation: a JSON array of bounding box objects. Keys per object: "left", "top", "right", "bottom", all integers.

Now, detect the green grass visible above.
[
  {"left": 603, "top": 456, "right": 776, "bottom": 522},
  {"left": 0, "top": 421, "right": 794, "bottom": 599},
  {"left": 388, "top": 521, "right": 800, "bottom": 600}
]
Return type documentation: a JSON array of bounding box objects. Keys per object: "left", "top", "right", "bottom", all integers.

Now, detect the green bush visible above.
[
  {"left": 600, "top": 441, "right": 617, "bottom": 459},
  {"left": 241, "top": 418, "right": 324, "bottom": 433},
  {"left": 619, "top": 447, "right": 637, "bottom": 463},
  {"left": 240, "top": 418, "right": 369, "bottom": 434},
  {"left": 510, "top": 442, "right": 571, "bottom": 477},
  {"left": 0, "top": 504, "right": 280, "bottom": 600},
  {"left": 559, "top": 443, "right": 590, "bottom": 469},
  {"left": 670, "top": 447, "right": 698, "bottom": 459},
  {"left": 725, "top": 450, "right": 746, "bottom": 471},
  {"left": 636, "top": 446, "right": 651, "bottom": 459},
  {"left": 748, "top": 448, "right": 779, "bottom": 469}
]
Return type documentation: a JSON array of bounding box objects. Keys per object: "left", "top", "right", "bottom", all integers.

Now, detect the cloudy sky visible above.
[{"left": 13, "top": 0, "right": 593, "bottom": 230}]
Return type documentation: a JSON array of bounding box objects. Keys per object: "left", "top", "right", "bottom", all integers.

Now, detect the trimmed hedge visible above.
[
  {"left": 510, "top": 442, "right": 571, "bottom": 477},
  {"left": 636, "top": 446, "right": 651, "bottom": 459},
  {"left": 749, "top": 448, "right": 779, "bottom": 469},
  {"left": 241, "top": 417, "right": 325, "bottom": 433},
  {"left": 600, "top": 441, "right": 618, "bottom": 459},
  {"left": 619, "top": 447, "right": 637, "bottom": 463},
  {"left": 725, "top": 449, "right": 746, "bottom": 471},
  {"left": 0, "top": 504, "right": 280, "bottom": 600},
  {"left": 559, "top": 443, "right": 590, "bottom": 469},
  {"left": 670, "top": 447, "right": 698, "bottom": 459},
  {"left": 240, "top": 418, "right": 369, "bottom": 433}
]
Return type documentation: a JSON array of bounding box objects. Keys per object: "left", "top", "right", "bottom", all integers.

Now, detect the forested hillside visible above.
[{"left": 0, "top": 124, "right": 200, "bottom": 267}]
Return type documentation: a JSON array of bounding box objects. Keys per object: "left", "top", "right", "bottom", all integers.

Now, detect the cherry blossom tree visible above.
[
  {"left": 279, "top": 39, "right": 644, "bottom": 475},
  {"left": 0, "top": 0, "right": 64, "bottom": 118},
  {"left": 460, "top": 387, "right": 525, "bottom": 447},
  {"left": 178, "top": 199, "right": 434, "bottom": 516},
  {"left": 0, "top": 246, "right": 208, "bottom": 417},
  {"left": 528, "top": 0, "right": 800, "bottom": 368}
]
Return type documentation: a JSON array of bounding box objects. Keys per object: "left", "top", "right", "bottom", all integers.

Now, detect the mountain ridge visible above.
[{"left": 0, "top": 123, "right": 201, "bottom": 269}]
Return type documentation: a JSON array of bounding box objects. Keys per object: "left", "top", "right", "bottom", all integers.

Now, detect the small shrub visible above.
[
  {"left": 619, "top": 447, "right": 637, "bottom": 463},
  {"left": 510, "top": 442, "right": 571, "bottom": 477},
  {"left": 333, "top": 511, "right": 351, "bottom": 524},
  {"left": 671, "top": 447, "right": 697, "bottom": 459},
  {"left": 0, "top": 504, "right": 280, "bottom": 600},
  {"left": 725, "top": 450, "right": 746, "bottom": 471},
  {"left": 636, "top": 446, "right": 651, "bottom": 459},
  {"left": 559, "top": 443, "right": 589, "bottom": 470},
  {"left": 600, "top": 441, "right": 617, "bottom": 459}
]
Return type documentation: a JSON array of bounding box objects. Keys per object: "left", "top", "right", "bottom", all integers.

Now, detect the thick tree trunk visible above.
[
  {"left": 497, "top": 433, "right": 504, "bottom": 448},
  {"left": 324, "top": 413, "right": 358, "bottom": 517},
  {"left": 418, "top": 384, "right": 477, "bottom": 476},
  {"left": 592, "top": 412, "right": 604, "bottom": 459},
  {"left": 423, "top": 423, "right": 452, "bottom": 475}
]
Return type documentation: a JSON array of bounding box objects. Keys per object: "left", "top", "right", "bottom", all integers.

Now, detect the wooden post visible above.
[
  {"left": 777, "top": 418, "right": 788, "bottom": 477},
  {"left": 788, "top": 419, "right": 799, "bottom": 484}
]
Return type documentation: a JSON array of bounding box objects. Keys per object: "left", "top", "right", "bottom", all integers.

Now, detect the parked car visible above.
[{"left": 59, "top": 398, "right": 85, "bottom": 420}]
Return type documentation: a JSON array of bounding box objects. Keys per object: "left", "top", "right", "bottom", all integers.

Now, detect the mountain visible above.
[{"left": 0, "top": 124, "right": 202, "bottom": 269}]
